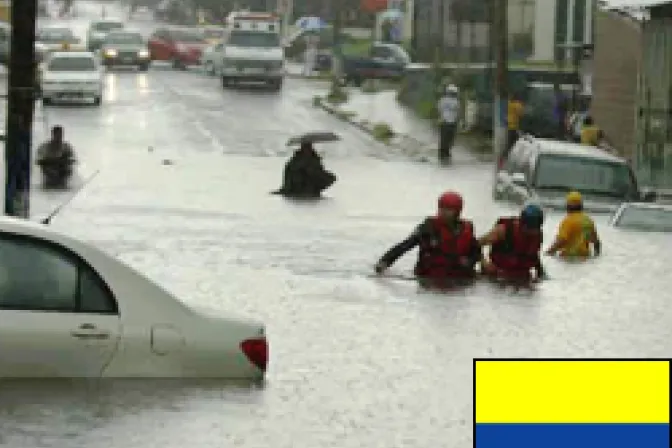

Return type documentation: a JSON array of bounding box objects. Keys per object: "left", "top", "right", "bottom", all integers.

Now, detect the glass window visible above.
[
  {"left": 0, "top": 236, "right": 78, "bottom": 311},
  {"left": 105, "top": 32, "right": 144, "bottom": 45},
  {"left": 616, "top": 207, "right": 672, "bottom": 232},
  {"left": 48, "top": 56, "right": 96, "bottom": 72},
  {"left": 38, "top": 28, "right": 75, "bottom": 42},
  {"left": 79, "top": 265, "right": 117, "bottom": 314},
  {"left": 228, "top": 30, "right": 279, "bottom": 47},
  {"left": 534, "top": 154, "right": 636, "bottom": 198}
]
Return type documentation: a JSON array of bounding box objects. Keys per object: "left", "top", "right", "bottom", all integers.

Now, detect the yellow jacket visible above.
[{"left": 581, "top": 125, "right": 600, "bottom": 146}]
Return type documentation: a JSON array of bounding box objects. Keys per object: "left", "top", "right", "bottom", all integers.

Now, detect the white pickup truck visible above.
[{"left": 208, "top": 12, "right": 285, "bottom": 91}]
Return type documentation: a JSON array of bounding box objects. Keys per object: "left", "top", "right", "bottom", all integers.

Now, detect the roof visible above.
[
  {"left": 49, "top": 50, "right": 95, "bottom": 58},
  {"left": 530, "top": 138, "right": 628, "bottom": 163},
  {"left": 601, "top": 0, "right": 671, "bottom": 8}
]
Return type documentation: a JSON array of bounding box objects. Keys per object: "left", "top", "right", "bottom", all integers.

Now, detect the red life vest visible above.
[
  {"left": 489, "top": 217, "right": 542, "bottom": 276},
  {"left": 415, "top": 217, "right": 475, "bottom": 279}
]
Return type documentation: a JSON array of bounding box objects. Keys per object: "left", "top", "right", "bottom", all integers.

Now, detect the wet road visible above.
[{"left": 2, "top": 2, "right": 672, "bottom": 448}]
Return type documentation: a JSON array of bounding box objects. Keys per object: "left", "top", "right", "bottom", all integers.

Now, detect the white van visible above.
[{"left": 212, "top": 12, "right": 284, "bottom": 91}]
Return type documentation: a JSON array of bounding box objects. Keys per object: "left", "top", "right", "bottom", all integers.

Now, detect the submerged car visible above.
[
  {"left": 493, "top": 136, "right": 655, "bottom": 213},
  {"left": 41, "top": 51, "right": 103, "bottom": 106},
  {"left": 609, "top": 202, "right": 672, "bottom": 232},
  {"left": 0, "top": 216, "right": 268, "bottom": 379},
  {"left": 87, "top": 19, "right": 125, "bottom": 51},
  {"left": 101, "top": 30, "right": 151, "bottom": 71}
]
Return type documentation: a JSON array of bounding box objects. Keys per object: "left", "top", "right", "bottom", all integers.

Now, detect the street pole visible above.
[
  {"left": 4, "top": 0, "right": 37, "bottom": 218},
  {"left": 329, "top": 0, "right": 343, "bottom": 99},
  {"left": 493, "top": 0, "right": 509, "bottom": 161}
]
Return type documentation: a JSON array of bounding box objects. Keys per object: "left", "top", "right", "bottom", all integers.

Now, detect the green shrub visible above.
[
  {"left": 335, "top": 109, "right": 357, "bottom": 120},
  {"left": 417, "top": 99, "right": 438, "bottom": 120},
  {"left": 312, "top": 95, "right": 323, "bottom": 107},
  {"left": 372, "top": 122, "right": 395, "bottom": 143},
  {"left": 326, "top": 88, "right": 348, "bottom": 104}
]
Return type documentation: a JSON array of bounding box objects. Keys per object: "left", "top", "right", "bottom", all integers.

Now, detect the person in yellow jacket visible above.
[
  {"left": 546, "top": 191, "right": 601, "bottom": 258},
  {"left": 580, "top": 116, "right": 602, "bottom": 146}
]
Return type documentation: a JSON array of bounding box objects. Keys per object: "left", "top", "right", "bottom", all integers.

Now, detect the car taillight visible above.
[{"left": 241, "top": 337, "right": 268, "bottom": 372}]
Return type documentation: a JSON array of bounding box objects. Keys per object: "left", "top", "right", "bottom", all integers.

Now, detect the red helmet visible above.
[{"left": 438, "top": 191, "right": 463, "bottom": 212}]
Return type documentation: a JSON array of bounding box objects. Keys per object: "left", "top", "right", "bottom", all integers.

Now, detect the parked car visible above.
[
  {"left": 341, "top": 42, "right": 410, "bottom": 86},
  {"left": 0, "top": 216, "right": 268, "bottom": 378},
  {"left": 609, "top": 202, "right": 672, "bottom": 232},
  {"left": 86, "top": 19, "right": 124, "bottom": 51},
  {"left": 41, "top": 51, "right": 103, "bottom": 106},
  {"left": 148, "top": 27, "right": 207, "bottom": 70},
  {"left": 36, "top": 27, "right": 84, "bottom": 53},
  {"left": 100, "top": 30, "right": 151, "bottom": 71},
  {"left": 492, "top": 135, "right": 655, "bottom": 213},
  {"left": 283, "top": 27, "right": 353, "bottom": 61}
]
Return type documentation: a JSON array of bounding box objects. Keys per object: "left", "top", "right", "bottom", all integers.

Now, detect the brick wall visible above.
[{"left": 592, "top": 10, "right": 642, "bottom": 161}]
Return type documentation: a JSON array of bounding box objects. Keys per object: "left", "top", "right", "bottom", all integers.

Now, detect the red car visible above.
[{"left": 148, "top": 27, "right": 207, "bottom": 69}]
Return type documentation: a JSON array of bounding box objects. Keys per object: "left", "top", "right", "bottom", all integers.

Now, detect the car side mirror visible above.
[
  {"left": 641, "top": 188, "right": 657, "bottom": 202},
  {"left": 511, "top": 172, "right": 527, "bottom": 187}
]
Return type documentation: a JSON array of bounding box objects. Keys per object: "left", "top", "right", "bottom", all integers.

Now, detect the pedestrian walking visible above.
[{"left": 437, "top": 84, "right": 460, "bottom": 163}]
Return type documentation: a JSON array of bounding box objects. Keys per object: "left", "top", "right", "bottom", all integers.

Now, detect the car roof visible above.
[
  {"left": 40, "top": 26, "right": 73, "bottom": 32},
  {"left": 0, "top": 216, "right": 75, "bottom": 243},
  {"left": 620, "top": 202, "right": 672, "bottom": 211},
  {"left": 49, "top": 51, "right": 95, "bottom": 58},
  {"left": 91, "top": 19, "right": 124, "bottom": 25},
  {"left": 525, "top": 137, "right": 628, "bottom": 164},
  {"left": 107, "top": 29, "right": 142, "bottom": 35}
]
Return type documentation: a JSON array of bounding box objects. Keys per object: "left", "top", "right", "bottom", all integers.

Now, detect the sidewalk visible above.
[{"left": 317, "top": 88, "right": 493, "bottom": 164}]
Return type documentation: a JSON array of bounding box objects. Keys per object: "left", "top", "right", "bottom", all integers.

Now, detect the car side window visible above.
[
  {"left": 0, "top": 234, "right": 118, "bottom": 314},
  {"left": 0, "top": 235, "right": 78, "bottom": 311}
]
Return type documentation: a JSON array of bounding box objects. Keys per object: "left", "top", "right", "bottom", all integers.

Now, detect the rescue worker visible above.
[
  {"left": 374, "top": 191, "right": 482, "bottom": 287},
  {"left": 437, "top": 84, "right": 460, "bottom": 163},
  {"left": 274, "top": 141, "right": 336, "bottom": 198},
  {"left": 36, "top": 125, "right": 77, "bottom": 188},
  {"left": 479, "top": 203, "right": 547, "bottom": 281},
  {"left": 546, "top": 191, "right": 601, "bottom": 258},
  {"left": 580, "top": 115, "right": 601, "bottom": 146}
]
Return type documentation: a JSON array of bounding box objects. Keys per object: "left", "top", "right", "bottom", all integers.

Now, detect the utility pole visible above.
[
  {"left": 329, "top": 0, "right": 344, "bottom": 100},
  {"left": 492, "top": 0, "right": 508, "bottom": 161},
  {"left": 4, "top": 0, "right": 37, "bottom": 217}
]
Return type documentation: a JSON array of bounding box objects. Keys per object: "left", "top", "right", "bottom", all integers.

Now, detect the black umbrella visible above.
[{"left": 287, "top": 131, "right": 340, "bottom": 146}]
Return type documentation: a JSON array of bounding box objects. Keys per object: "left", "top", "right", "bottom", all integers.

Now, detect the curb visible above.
[{"left": 316, "top": 97, "right": 494, "bottom": 163}]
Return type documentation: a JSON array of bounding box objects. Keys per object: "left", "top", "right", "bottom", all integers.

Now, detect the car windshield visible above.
[
  {"left": 228, "top": 30, "right": 280, "bottom": 47},
  {"left": 106, "top": 33, "right": 144, "bottom": 44},
  {"left": 93, "top": 22, "right": 123, "bottom": 32},
  {"left": 171, "top": 30, "right": 205, "bottom": 42},
  {"left": 534, "top": 154, "right": 636, "bottom": 198},
  {"left": 48, "top": 56, "right": 96, "bottom": 72},
  {"left": 202, "top": 28, "right": 225, "bottom": 39},
  {"left": 39, "top": 29, "right": 74, "bottom": 42},
  {"left": 616, "top": 207, "right": 672, "bottom": 232}
]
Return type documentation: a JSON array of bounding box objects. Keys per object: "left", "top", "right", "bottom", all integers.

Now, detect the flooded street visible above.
[{"left": 2, "top": 2, "right": 672, "bottom": 448}]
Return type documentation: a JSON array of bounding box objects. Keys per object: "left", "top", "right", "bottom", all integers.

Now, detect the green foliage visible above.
[
  {"left": 326, "top": 88, "right": 348, "bottom": 105},
  {"left": 312, "top": 95, "right": 322, "bottom": 107},
  {"left": 417, "top": 99, "right": 438, "bottom": 121},
  {"left": 372, "top": 122, "right": 395, "bottom": 143}
]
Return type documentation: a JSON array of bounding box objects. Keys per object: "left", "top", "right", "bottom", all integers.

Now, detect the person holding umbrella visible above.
[{"left": 273, "top": 132, "right": 339, "bottom": 198}]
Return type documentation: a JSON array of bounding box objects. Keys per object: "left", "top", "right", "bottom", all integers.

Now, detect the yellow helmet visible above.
[{"left": 566, "top": 191, "right": 582, "bottom": 206}]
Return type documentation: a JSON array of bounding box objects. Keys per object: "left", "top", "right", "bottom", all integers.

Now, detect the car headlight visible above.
[
  {"left": 104, "top": 49, "right": 118, "bottom": 57},
  {"left": 138, "top": 50, "right": 150, "bottom": 58}
]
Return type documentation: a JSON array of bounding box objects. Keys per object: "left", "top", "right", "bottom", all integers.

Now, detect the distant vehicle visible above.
[
  {"left": 86, "top": 20, "right": 124, "bottom": 51},
  {"left": 283, "top": 27, "right": 354, "bottom": 61},
  {"left": 211, "top": 12, "right": 284, "bottom": 91},
  {"left": 0, "top": 216, "right": 268, "bottom": 379},
  {"left": 609, "top": 202, "right": 672, "bottom": 232},
  {"left": 492, "top": 135, "right": 655, "bottom": 213},
  {"left": 341, "top": 42, "right": 410, "bottom": 86},
  {"left": 101, "top": 30, "right": 151, "bottom": 71},
  {"left": 148, "top": 26, "right": 207, "bottom": 70},
  {"left": 41, "top": 51, "right": 103, "bottom": 106},
  {"left": 36, "top": 27, "right": 83, "bottom": 53}
]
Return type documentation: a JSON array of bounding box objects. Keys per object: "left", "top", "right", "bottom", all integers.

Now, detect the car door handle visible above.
[{"left": 71, "top": 323, "right": 110, "bottom": 340}]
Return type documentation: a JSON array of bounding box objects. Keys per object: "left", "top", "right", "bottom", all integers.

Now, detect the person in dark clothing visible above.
[
  {"left": 37, "top": 125, "right": 77, "bottom": 188},
  {"left": 274, "top": 141, "right": 337, "bottom": 198},
  {"left": 374, "top": 191, "right": 482, "bottom": 287}
]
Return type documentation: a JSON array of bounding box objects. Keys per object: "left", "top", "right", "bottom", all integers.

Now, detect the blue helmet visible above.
[{"left": 520, "top": 204, "right": 544, "bottom": 229}]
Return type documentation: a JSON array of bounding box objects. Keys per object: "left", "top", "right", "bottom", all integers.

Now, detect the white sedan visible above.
[
  {"left": 0, "top": 217, "right": 268, "bottom": 379},
  {"left": 41, "top": 51, "right": 103, "bottom": 106}
]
